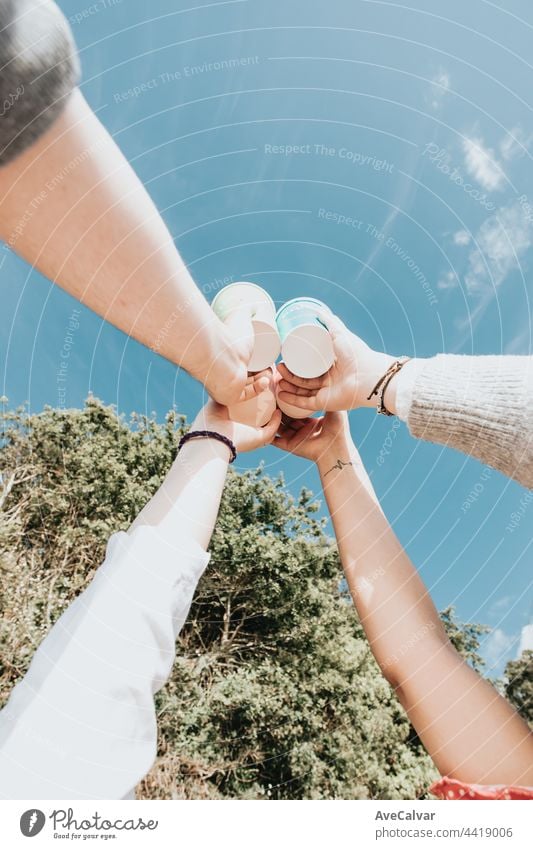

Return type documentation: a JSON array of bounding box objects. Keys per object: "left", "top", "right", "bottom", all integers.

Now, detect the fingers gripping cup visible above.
[
  {"left": 276, "top": 298, "right": 335, "bottom": 379},
  {"left": 212, "top": 282, "right": 281, "bottom": 372},
  {"left": 228, "top": 367, "right": 277, "bottom": 427},
  {"left": 269, "top": 364, "right": 315, "bottom": 420},
  {"left": 276, "top": 395, "right": 314, "bottom": 420}
]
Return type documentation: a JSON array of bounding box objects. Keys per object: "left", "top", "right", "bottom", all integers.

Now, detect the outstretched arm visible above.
[
  {"left": 275, "top": 414, "right": 533, "bottom": 787},
  {"left": 0, "top": 403, "right": 281, "bottom": 800},
  {"left": 0, "top": 1, "right": 252, "bottom": 405},
  {"left": 0, "top": 89, "right": 254, "bottom": 405},
  {"left": 277, "top": 319, "right": 533, "bottom": 488}
]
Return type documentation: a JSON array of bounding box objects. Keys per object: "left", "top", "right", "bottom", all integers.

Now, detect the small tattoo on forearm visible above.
[{"left": 324, "top": 459, "right": 354, "bottom": 477}]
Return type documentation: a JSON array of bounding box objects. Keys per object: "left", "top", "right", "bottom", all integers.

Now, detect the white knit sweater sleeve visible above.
[{"left": 396, "top": 355, "right": 533, "bottom": 489}]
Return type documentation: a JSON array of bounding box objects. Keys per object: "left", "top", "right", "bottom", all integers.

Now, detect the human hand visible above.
[
  {"left": 238, "top": 368, "right": 274, "bottom": 404},
  {"left": 277, "top": 315, "right": 397, "bottom": 413},
  {"left": 210, "top": 367, "right": 272, "bottom": 411},
  {"left": 274, "top": 412, "right": 377, "bottom": 503},
  {"left": 204, "top": 305, "right": 258, "bottom": 406},
  {"left": 273, "top": 411, "right": 355, "bottom": 464},
  {"left": 190, "top": 399, "right": 282, "bottom": 456}
]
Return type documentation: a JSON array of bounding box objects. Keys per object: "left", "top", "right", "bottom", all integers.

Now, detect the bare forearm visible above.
[
  {"left": 318, "top": 440, "right": 444, "bottom": 673},
  {"left": 0, "top": 90, "right": 242, "bottom": 399},
  {"left": 130, "top": 438, "right": 230, "bottom": 551},
  {"left": 318, "top": 441, "right": 533, "bottom": 785}
]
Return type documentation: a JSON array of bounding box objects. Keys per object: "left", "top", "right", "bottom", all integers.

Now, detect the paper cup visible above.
[
  {"left": 276, "top": 298, "right": 335, "bottom": 379},
  {"left": 228, "top": 367, "right": 277, "bottom": 428},
  {"left": 212, "top": 282, "right": 281, "bottom": 372}
]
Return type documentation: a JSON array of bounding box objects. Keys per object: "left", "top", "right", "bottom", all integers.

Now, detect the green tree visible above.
[
  {"left": 440, "top": 606, "right": 489, "bottom": 674},
  {"left": 504, "top": 651, "right": 533, "bottom": 727},
  {"left": 0, "top": 399, "right": 505, "bottom": 800}
]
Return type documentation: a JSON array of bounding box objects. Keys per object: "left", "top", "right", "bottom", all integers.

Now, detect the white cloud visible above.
[
  {"left": 480, "top": 628, "right": 517, "bottom": 671},
  {"left": 453, "top": 229, "right": 471, "bottom": 246},
  {"left": 500, "top": 125, "right": 529, "bottom": 162},
  {"left": 434, "top": 70, "right": 450, "bottom": 89},
  {"left": 428, "top": 69, "right": 450, "bottom": 110},
  {"left": 437, "top": 270, "right": 458, "bottom": 290},
  {"left": 462, "top": 135, "right": 505, "bottom": 192},
  {"left": 489, "top": 595, "right": 514, "bottom": 615},
  {"left": 518, "top": 623, "right": 533, "bottom": 654},
  {"left": 464, "top": 200, "right": 533, "bottom": 293}
]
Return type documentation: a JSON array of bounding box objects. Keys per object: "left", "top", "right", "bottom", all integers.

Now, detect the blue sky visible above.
[{"left": 1, "top": 0, "right": 532, "bottom": 675}]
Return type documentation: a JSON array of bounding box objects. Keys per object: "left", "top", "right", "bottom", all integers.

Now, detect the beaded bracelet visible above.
[
  {"left": 367, "top": 358, "right": 411, "bottom": 416},
  {"left": 178, "top": 430, "right": 237, "bottom": 463}
]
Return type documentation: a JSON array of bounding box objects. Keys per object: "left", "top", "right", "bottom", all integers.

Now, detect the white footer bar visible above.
[{"left": 1, "top": 799, "right": 531, "bottom": 848}]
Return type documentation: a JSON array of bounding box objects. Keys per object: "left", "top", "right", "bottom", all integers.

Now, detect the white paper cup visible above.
[
  {"left": 212, "top": 282, "right": 281, "bottom": 372},
  {"left": 276, "top": 298, "right": 335, "bottom": 379},
  {"left": 228, "top": 367, "right": 277, "bottom": 427}
]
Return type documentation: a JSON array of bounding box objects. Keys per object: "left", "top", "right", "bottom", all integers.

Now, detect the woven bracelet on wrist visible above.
[
  {"left": 178, "top": 430, "right": 237, "bottom": 463},
  {"left": 367, "top": 358, "right": 411, "bottom": 417}
]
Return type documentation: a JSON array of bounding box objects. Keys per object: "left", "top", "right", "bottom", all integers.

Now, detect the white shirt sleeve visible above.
[{"left": 0, "top": 525, "right": 210, "bottom": 800}]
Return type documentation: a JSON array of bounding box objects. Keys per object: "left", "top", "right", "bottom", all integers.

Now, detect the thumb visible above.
[
  {"left": 240, "top": 370, "right": 271, "bottom": 402},
  {"left": 321, "top": 312, "right": 349, "bottom": 340},
  {"left": 260, "top": 408, "right": 282, "bottom": 445}
]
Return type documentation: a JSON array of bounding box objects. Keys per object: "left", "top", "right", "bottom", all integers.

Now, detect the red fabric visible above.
[{"left": 430, "top": 777, "right": 533, "bottom": 800}]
